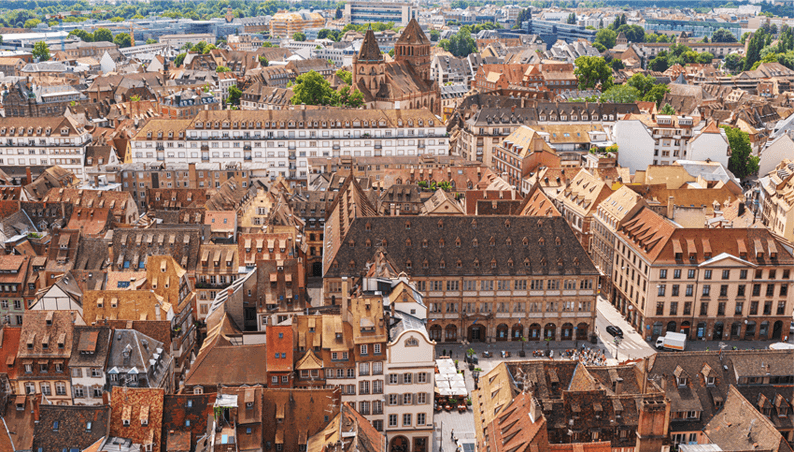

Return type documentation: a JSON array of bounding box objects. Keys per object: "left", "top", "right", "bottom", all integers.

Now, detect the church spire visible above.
[{"left": 356, "top": 28, "right": 384, "bottom": 62}]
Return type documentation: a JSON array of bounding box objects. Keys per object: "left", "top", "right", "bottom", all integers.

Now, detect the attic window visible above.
[
  {"left": 439, "top": 260, "right": 446, "bottom": 269},
  {"left": 422, "top": 240, "right": 428, "bottom": 248},
  {"left": 437, "top": 220, "right": 443, "bottom": 229},
  {"left": 522, "top": 237, "right": 528, "bottom": 246},
  {"left": 406, "top": 260, "right": 412, "bottom": 269},
  {"left": 473, "top": 259, "right": 480, "bottom": 268},
  {"left": 439, "top": 239, "right": 445, "bottom": 248},
  {"left": 555, "top": 237, "right": 561, "bottom": 246},
  {"left": 472, "top": 238, "right": 478, "bottom": 247},
  {"left": 405, "top": 239, "right": 412, "bottom": 247},
  {"left": 455, "top": 238, "right": 461, "bottom": 247},
  {"left": 538, "top": 237, "right": 545, "bottom": 246},
  {"left": 456, "top": 259, "right": 462, "bottom": 268},
  {"left": 405, "top": 221, "right": 411, "bottom": 230}
]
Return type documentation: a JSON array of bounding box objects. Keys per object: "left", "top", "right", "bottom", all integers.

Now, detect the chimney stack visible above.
[{"left": 667, "top": 196, "right": 675, "bottom": 220}]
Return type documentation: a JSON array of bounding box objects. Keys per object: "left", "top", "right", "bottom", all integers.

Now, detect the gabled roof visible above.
[
  {"left": 397, "top": 18, "right": 431, "bottom": 46},
  {"left": 32, "top": 405, "right": 111, "bottom": 452},
  {"left": 357, "top": 28, "right": 384, "bottom": 63}
]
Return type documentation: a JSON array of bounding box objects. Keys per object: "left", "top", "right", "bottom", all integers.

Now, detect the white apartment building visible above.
[
  {"left": 614, "top": 115, "right": 729, "bottom": 173},
  {"left": 384, "top": 311, "right": 435, "bottom": 452},
  {"left": 130, "top": 109, "right": 448, "bottom": 180},
  {"left": 0, "top": 117, "right": 91, "bottom": 180}
]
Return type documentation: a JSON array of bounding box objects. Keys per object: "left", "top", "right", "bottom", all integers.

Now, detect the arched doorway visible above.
[
  {"left": 696, "top": 322, "right": 706, "bottom": 339},
  {"left": 528, "top": 323, "right": 541, "bottom": 341},
  {"left": 576, "top": 323, "right": 588, "bottom": 340},
  {"left": 744, "top": 321, "right": 756, "bottom": 339},
  {"left": 512, "top": 324, "right": 523, "bottom": 340},
  {"left": 772, "top": 320, "right": 783, "bottom": 340},
  {"left": 468, "top": 324, "right": 484, "bottom": 342},
  {"left": 445, "top": 325, "right": 457, "bottom": 342},
  {"left": 713, "top": 322, "right": 724, "bottom": 340},
  {"left": 680, "top": 321, "right": 691, "bottom": 338},
  {"left": 390, "top": 436, "right": 409, "bottom": 452},
  {"left": 561, "top": 323, "right": 573, "bottom": 340},
  {"left": 666, "top": 321, "right": 677, "bottom": 332},
  {"left": 731, "top": 322, "right": 742, "bottom": 338},
  {"left": 496, "top": 324, "right": 509, "bottom": 341},
  {"left": 544, "top": 323, "right": 556, "bottom": 340},
  {"left": 759, "top": 321, "right": 769, "bottom": 339},
  {"left": 429, "top": 325, "right": 442, "bottom": 341},
  {"left": 653, "top": 322, "right": 663, "bottom": 337}
]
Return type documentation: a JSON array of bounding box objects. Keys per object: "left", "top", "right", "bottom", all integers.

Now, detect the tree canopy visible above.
[
  {"left": 291, "top": 70, "right": 364, "bottom": 108},
  {"left": 600, "top": 84, "right": 640, "bottom": 103},
  {"left": 32, "top": 41, "right": 49, "bottom": 61},
  {"left": 711, "top": 28, "right": 738, "bottom": 43},
  {"left": 113, "top": 32, "right": 132, "bottom": 48},
  {"left": 93, "top": 28, "right": 113, "bottom": 43},
  {"left": 595, "top": 28, "right": 617, "bottom": 49},
  {"left": 721, "top": 125, "right": 759, "bottom": 179},
  {"left": 293, "top": 32, "right": 306, "bottom": 42},
  {"left": 574, "top": 56, "right": 613, "bottom": 90}
]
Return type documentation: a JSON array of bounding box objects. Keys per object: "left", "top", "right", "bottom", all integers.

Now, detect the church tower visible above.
[
  {"left": 394, "top": 18, "right": 432, "bottom": 82},
  {"left": 353, "top": 28, "right": 386, "bottom": 95}
]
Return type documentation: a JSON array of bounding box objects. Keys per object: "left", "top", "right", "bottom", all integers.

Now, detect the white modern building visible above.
[
  {"left": 344, "top": 1, "right": 414, "bottom": 26},
  {"left": 614, "top": 116, "right": 729, "bottom": 173},
  {"left": 130, "top": 109, "right": 448, "bottom": 180}
]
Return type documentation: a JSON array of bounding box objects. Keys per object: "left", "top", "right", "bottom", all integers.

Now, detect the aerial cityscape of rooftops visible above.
[{"left": 0, "top": 0, "right": 792, "bottom": 451}]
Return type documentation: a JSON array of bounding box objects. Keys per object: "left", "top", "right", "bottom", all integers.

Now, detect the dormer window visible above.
[{"left": 677, "top": 377, "right": 687, "bottom": 387}]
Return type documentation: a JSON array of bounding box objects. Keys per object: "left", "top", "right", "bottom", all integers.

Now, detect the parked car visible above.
[{"left": 606, "top": 325, "right": 624, "bottom": 338}]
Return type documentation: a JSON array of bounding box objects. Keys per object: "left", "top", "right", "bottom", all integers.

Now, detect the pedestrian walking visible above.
[{"left": 451, "top": 430, "right": 455, "bottom": 440}]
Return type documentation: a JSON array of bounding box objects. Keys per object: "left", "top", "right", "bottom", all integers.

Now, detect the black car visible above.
[{"left": 606, "top": 325, "right": 624, "bottom": 338}]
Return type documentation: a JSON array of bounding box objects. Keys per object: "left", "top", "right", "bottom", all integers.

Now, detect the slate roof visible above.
[
  {"left": 110, "top": 229, "right": 201, "bottom": 272},
  {"left": 32, "top": 405, "right": 111, "bottom": 452},
  {"left": 703, "top": 385, "right": 793, "bottom": 452},
  {"left": 324, "top": 215, "right": 598, "bottom": 278},
  {"left": 647, "top": 350, "right": 794, "bottom": 434},
  {"left": 69, "top": 325, "right": 111, "bottom": 369},
  {"left": 357, "top": 28, "right": 384, "bottom": 63},
  {"left": 106, "top": 329, "right": 172, "bottom": 390}
]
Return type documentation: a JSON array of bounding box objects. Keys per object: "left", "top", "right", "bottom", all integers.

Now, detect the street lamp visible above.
[{"left": 613, "top": 336, "right": 622, "bottom": 361}]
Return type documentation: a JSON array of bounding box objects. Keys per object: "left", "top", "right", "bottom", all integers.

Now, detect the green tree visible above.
[
  {"left": 712, "top": 28, "right": 737, "bottom": 43},
  {"left": 567, "top": 12, "right": 576, "bottom": 24},
  {"left": 659, "top": 103, "right": 676, "bottom": 115},
  {"left": 429, "top": 29, "right": 440, "bottom": 42},
  {"left": 109, "top": 16, "right": 124, "bottom": 22},
  {"left": 744, "top": 30, "right": 765, "bottom": 71},
  {"left": 574, "top": 56, "right": 613, "bottom": 90},
  {"left": 697, "top": 52, "right": 715, "bottom": 64},
  {"left": 335, "top": 8, "right": 343, "bottom": 19},
  {"left": 258, "top": 56, "right": 269, "bottom": 67},
  {"left": 202, "top": 44, "right": 216, "bottom": 54},
  {"left": 226, "top": 85, "right": 242, "bottom": 106},
  {"left": 600, "top": 84, "right": 640, "bottom": 103},
  {"left": 643, "top": 84, "right": 670, "bottom": 106},
  {"left": 740, "top": 32, "right": 751, "bottom": 44},
  {"left": 69, "top": 29, "right": 93, "bottom": 42},
  {"left": 721, "top": 125, "right": 759, "bottom": 179},
  {"left": 93, "top": 28, "right": 114, "bottom": 43},
  {"left": 615, "top": 24, "right": 645, "bottom": 43},
  {"left": 336, "top": 69, "right": 352, "bottom": 85},
  {"left": 174, "top": 53, "right": 186, "bottom": 67},
  {"left": 627, "top": 73, "right": 656, "bottom": 96},
  {"left": 262, "top": 42, "right": 275, "bottom": 48},
  {"left": 438, "top": 27, "right": 476, "bottom": 57},
  {"left": 611, "top": 58, "right": 624, "bottom": 70},
  {"left": 291, "top": 70, "right": 336, "bottom": 106},
  {"left": 593, "top": 42, "right": 607, "bottom": 53},
  {"left": 146, "top": 38, "right": 157, "bottom": 45},
  {"left": 293, "top": 32, "right": 306, "bottom": 42},
  {"left": 192, "top": 41, "right": 208, "bottom": 54},
  {"left": 24, "top": 18, "right": 41, "bottom": 28},
  {"left": 388, "top": 48, "right": 395, "bottom": 57},
  {"left": 648, "top": 52, "right": 670, "bottom": 72},
  {"left": 216, "top": 66, "right": 231, "bottom": 73},
  {"left": 333, "top": 85, "right": 364, "bottom": 108},
  {"left": 32, "top": 41, "right": 50, "bottom": 61},
  {"left": 595, "top": 28, "right": 617, "bottom": 49},
  {"left": 724, "top": 53, "right": 744, "bottom": 72},
  {"left": 113, "top": 32, "right": 132, "bottom": 48}
]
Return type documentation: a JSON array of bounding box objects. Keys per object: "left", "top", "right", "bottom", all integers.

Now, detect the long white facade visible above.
[{"left": 131, "top": 109, "right": 448, "bottom": 180}]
